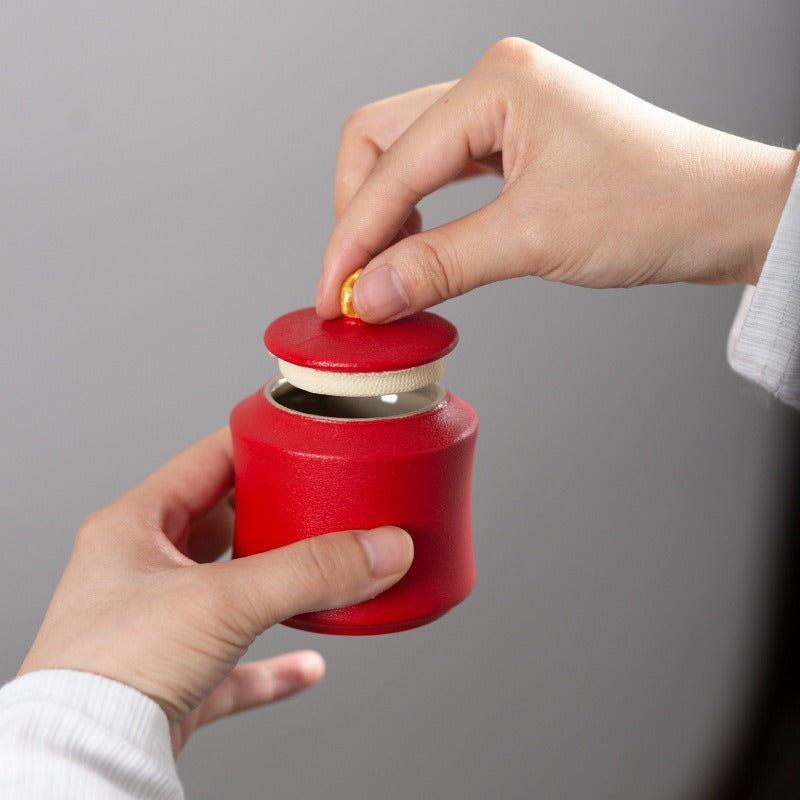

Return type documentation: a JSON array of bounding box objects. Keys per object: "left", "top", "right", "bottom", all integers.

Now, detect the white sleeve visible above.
[
  {"left": 728, "top": 153, "right": 800, "bottom": 409},
  {"left": 0, "top": 670, "right": 183, "bottom": 799}
]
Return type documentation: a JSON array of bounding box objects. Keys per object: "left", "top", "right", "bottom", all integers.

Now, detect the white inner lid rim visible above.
[{"left": 276, "top": 358, "right": 445, "bottom": 397}]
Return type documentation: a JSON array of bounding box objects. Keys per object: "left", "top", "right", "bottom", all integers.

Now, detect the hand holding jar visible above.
[{"left": 16, "top": 429, "right": 413, "bottom": 754}]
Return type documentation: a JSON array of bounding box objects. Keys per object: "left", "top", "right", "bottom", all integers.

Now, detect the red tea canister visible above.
[{"left": 230, "top": 304, "right": 478, "bottom": 635}]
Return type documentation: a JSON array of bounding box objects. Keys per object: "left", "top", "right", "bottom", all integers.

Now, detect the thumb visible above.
[
  {"left": 352, "top": 194, "right": 527, "bottom": 323},
  {"left": 216, "top": 526, "right": 414, "bottom": 639}
]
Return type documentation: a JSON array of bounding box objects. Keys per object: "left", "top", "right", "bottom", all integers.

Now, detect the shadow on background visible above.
[{"left": 703, "top": 411, "right": 800, "bottom": 798}]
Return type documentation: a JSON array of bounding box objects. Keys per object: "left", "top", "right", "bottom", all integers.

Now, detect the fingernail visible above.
[
  {"left": 354, "top": 264, "right": 410, "bottom": 321},
  {"left": 297, "top": 650, "right": 326, "bottom": 681},
  {"left": 357, "top": 526, "right": 413, "bottom": 579}
]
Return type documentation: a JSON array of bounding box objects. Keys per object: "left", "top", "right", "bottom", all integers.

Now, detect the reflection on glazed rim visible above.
[{"left": 266, "top": 378, "right": 446, "bottom": 420}]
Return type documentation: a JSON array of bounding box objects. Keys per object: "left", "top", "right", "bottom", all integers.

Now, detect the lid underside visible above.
[{"left": 277, "top": 358, "right": 445, "bottom": 397}]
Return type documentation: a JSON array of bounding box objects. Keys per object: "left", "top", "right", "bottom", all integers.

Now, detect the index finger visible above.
[
  {"left": 318, "top": 75, "right": 506, "bottom": 318},
  {"left": 116, "top": 427, "right": 234, "bottom": 544},
  {"left": 333, "top": 82, "right": 456, "bottom": 219}
]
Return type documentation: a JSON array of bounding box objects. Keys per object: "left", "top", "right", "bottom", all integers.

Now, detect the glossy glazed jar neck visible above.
[{"left": 266, "top": 378, "right": 446, "bottom": 421}]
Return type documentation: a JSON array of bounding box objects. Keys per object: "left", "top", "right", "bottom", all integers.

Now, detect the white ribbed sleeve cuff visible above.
[
  {"left": 728, "top": 154, "right": 800, "bottom": 409},
  {"left": 0, "top": 670, "right": 183, "bottom": 799}
]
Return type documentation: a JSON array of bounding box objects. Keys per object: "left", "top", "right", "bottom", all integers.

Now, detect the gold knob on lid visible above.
[{"left": 339, "top": 269, "right": 363, "bottom": 319}]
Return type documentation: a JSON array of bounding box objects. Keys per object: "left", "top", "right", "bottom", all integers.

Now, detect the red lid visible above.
[{"left": 265, "top": 307, "right": 458, "bottom": 373}]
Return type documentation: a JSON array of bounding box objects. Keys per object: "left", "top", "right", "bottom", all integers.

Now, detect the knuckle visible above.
[
  {"left": 375, "top": 150, "right": 421, "bottom": 204},
  {"left": 74, "top": 507, "right": 114, "bottom": 549},
  {"left": 340, "top": 107, "right": 370, "bottom": 142},
  {"left": 486, "top": 37, "right": 539, "bottom": 70},
  {"left": 294, "top": 535, "right": 351, "bottom": 599},
  {"left": 406, "top": 231, "right": 463, "bottom": 303}
]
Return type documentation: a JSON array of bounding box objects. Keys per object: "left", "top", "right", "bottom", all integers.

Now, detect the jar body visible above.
[{"left": 230, "top": 378, "right": 478, "bottom": 635}]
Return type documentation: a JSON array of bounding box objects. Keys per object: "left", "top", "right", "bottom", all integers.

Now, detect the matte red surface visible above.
[
  {"left": 230, "top": 382, "right": 478, "bottom": 635},
  {"left": 264, "top": 307, "right": 458, "bottom": 372}
]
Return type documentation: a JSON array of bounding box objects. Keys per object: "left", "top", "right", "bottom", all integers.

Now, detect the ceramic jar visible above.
[{"left": 230, "top": 308, "right": 478, "bottom": 635}]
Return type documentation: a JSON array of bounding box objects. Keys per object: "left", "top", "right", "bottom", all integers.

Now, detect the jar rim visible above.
[{"left": 265, "top": 378, "right": 446, "bottom": 421}]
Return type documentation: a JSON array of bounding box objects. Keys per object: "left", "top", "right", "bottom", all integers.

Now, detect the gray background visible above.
[{"left": 2, "top": 1, "right": 799, "bottom": 798}]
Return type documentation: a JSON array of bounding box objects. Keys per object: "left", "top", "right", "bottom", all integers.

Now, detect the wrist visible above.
[{"left": 712, "top": 139, "right": 799, "bottom": 286}]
